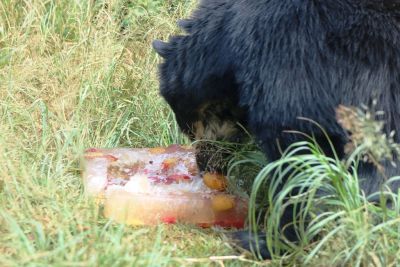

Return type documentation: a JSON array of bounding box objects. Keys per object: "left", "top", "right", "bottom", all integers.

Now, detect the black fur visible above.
[{"left": 154, "top": 0, "right": 400, "bottom": 259}]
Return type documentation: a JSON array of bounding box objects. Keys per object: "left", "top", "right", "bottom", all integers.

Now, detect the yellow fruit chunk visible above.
[
  {"left": 161, "top": 157, "right": 178, "bottom": 170},
  {"left": 211, "top": 194, "right": 235, "bottom": 211},
  {"left": 148, "top": 147, "right": 166, "bottom": 154},
  {"left": 203, "top": 173, "right": 227, "bottom": 191}
]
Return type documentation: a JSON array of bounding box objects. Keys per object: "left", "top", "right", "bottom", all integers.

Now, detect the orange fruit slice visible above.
[
  {"left": 203, "top": 172, "right": 227, "bottom": 191},
  {"left": 211, "top": 194, "right": 235, "bottom": 211}
]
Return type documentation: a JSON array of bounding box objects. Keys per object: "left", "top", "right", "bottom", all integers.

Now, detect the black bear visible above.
[{"left": 153, "top": 0, "right": 400, "bottom": 259}]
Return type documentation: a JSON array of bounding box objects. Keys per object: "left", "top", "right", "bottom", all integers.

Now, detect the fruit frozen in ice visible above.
[
  {"left": 211, "top": 194, "right": 235, "bottom": 211},
  {"left": 161, "top": 157, "right": 179, "bottom": 171},
  {"left": 203, "top": 172, "right": 228, "bottom": 191},
  {"left": 82, "top": 145, "right": 248, "bottom": 228}
]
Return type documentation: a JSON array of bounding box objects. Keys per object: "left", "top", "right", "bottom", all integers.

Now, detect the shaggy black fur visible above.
[{"left": 153, "top": 0, "right": 400, "bottom": 259}]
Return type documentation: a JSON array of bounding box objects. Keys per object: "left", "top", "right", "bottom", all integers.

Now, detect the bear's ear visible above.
[
  {"left": 177, "top": 19, "right": 194, "bottom": 33},
  {"left": 152, "top": 40, "right": 171, "bottom": 58}
]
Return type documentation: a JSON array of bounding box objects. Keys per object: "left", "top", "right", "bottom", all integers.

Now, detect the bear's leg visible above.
[
  {"left": 230, "top": 204, "right": 298, "bottom": 259},
  {"left": 357, "top": 160, "right": 400, "bottom": 204}
]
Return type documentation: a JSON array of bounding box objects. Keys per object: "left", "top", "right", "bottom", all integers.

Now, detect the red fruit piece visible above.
[
  {"left": 167, "top": 174, "right": 191, "bottom": 183},
  {"left": 148, "top": 176, "right": 162, "bottom": 183},
  {"left": 161, "top": 216, "right": 177, "bottom": 224},
  {"left": 161, "top": 158, "right": 178, "bottom": 171},
  {"left": 104, "top": 154, "right": 118, "bottom": 161}
]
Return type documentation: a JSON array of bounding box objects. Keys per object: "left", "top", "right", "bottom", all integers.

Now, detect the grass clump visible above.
[
  {"left": 0, "top": 1, "right": 259, "bottom": 266},
  {"left": 239, "top": 114, "right": 400, "bottom": 266}
]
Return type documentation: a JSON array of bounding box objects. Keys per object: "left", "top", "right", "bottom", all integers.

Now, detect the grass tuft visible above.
[
  {"left": 242, "top": 128, "right": 400, "bottom": 266},
  {"left": 0, "top": 1, "right": 256, "bottom": 266}
]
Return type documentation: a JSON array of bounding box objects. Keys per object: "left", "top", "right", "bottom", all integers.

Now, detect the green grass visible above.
[
  {"left": 0, "top": 0, "right": 261, "bottom": 266},
  {"left": 2, "top": 1, "right": 400, "bottom": 266},
  {"left": 239, "top": 124, "right": 400, "bottom": 266}
]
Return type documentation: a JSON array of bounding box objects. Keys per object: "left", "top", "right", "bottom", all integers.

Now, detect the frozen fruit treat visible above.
[{"left": 81, "top": 144, "right": 248, "bottom": 228}]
